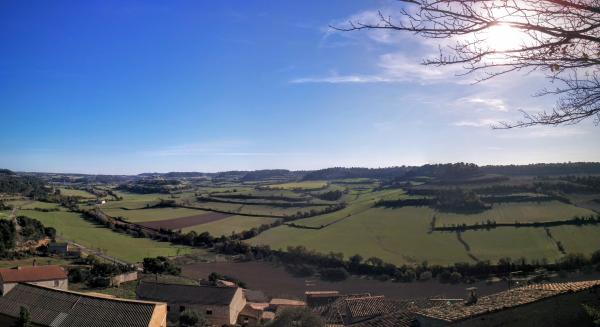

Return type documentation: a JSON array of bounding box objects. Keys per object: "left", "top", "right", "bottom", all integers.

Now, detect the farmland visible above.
[
  {"left": 18, "top": 209, "right": 197, "bottom": 262},
  {"left": 2, "top": 163, "right": 600, "bottom": 270},
  {"left": 182, "top": 215, "right": 280, "bottom": 236}
]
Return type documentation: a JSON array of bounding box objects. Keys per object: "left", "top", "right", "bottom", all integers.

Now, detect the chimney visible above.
[{"left": 465, "top": 287, "right": 478, "bottom": 305}]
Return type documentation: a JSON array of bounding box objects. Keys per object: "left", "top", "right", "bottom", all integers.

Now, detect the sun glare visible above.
[{"left": 483, "top": 24, "right": 527, "bottom": 52}]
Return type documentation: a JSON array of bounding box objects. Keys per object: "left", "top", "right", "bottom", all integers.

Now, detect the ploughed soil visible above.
[
  {"left": 139, "top": 212, "right": 232, "bottom": 230},
  {"left": 182, "top": 261, "right": 510, "bottom": 300}
]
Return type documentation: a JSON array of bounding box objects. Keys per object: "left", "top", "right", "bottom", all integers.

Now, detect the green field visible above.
[
  {"left": 182, "top": 215, "right": 281, "bottom": 236},
  {"left": 190, "top": 200, "right": 324, "bottom": 217},
  {"left": 549, "top": 225, "right": 600, "bottom": 256},
  {"left": 435, "top": 201, "right": 596, "bottom": 226},
  {"left": 249, "top": 207, "right": 473, "bottom": 265},
  {"left": 460, "top": 228, "right": 561, "bottom": 263},
  {"left": 102, "top": 207, "right": 208, "bottom": 223},
  {"left": 249, "top": 203, "right": 600, "bottom": 265},
  {"left": 19, "top": 209, "right": 197, "bottom": 263},
  {"left": 290, "top": 188, "right": 406, "bottom": 228},
  {"left": 267, "top": 181, "right": 328, "bottom": 190},
  {"left": 58, "top": 188, "right": 96, "bottom": 198},
  {"left": 102, "top": 192, "right": 166, "bottom": 209}
]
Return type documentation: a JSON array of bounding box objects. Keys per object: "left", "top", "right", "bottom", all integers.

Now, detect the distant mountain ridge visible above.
[{"left": 6, "top": 162, "right": 600, "bottom": 182}]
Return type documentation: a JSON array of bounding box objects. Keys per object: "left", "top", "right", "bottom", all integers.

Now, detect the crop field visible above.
[
  {"left": 189, "top": 200, "right": 324, "bottom": 217},
  {"left": 250, "top": 203, "right": 600, "bottom": 266},
  {"left": 250, "top": 207, "right": 473, "bottom": 266},
  {"left": 18, "top": 209, "right": 197, "bottom": 262},
  {"left": 101, "top": 207, "right": 208, "bottom": 223},
  {"left": 58, "top": 188, "right": 96, "bottom": 198},
  {"left": 459, "top": 228, "right": 561, "bottom": 263},
  {"left": 182, "top": 215, "right": 281, "bottom": 236},
  {"left": 266, "top": 181, "right": 328, "bottom": 190},
  {"left": 549, "top": 225, "right": 600, "bottom": 256},
  {"left": 434, "top": 201, "right": 596, "bottom": 226},
  {"left": 290, "top": 189, "right": 407, "bottom": 228},
  {"left": 103, "top": 192, "right": 166, "bottom": 209},
  {"left": 138, "top": 212, "right": 232, "bottom": 230}
]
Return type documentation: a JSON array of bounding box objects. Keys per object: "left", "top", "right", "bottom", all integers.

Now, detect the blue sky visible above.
[{"left": 1, "top": 0, "right": 599, "bottom": 174}]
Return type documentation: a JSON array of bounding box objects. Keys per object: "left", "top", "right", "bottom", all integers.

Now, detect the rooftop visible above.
[
  {"left": 136, "top": 281, "right": 239, "bottom": 306},
  {"left": 0, "top": 265, "right": 67, "bottom": 283},
  {"left": 417, "top": 280, "right": 600, "bottom": 323},
  {"left": 312, "top": 294, "right": 454, "bottom": 327},
  {"left": 0, "top": 283, "right": 164, "bottom": 327}
]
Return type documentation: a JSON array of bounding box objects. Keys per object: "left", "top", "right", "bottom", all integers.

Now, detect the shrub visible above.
[
  {"left": 449, "top": 271, "right": 462, "bottom": 284},
  {"left": 419, "top": 271, "right": 432, "bottom": 281}
]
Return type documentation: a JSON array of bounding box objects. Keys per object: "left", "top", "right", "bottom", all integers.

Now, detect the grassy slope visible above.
[
  {"left": 291, "top": 189, "right": 406, "bottom": 228},
  {"left": 460, "top": 228, "right": 561, "bottom": 263},
  {"left": 267, "top": 181, "right": 328, "bottom": 190},
  {"left": 249, "top": 207, "right": 472, "bottom": 266},
  {"left": 182, "top": 215, "right": 280, "bottom": 236},
  {"left": 102, "top": 207, "right": 209, "bottom": 223},
  {"left": 435, "top": 201, "right": 596, "bottom": 226},
  {"left": 549, "top": 225, "right": 600, "bottom": 256},
  {"left": 58, "top": 188, "right": 96, "bottom": 198},
  {"left": 19, "top": 209, "right": 196, "bottom": 263}
]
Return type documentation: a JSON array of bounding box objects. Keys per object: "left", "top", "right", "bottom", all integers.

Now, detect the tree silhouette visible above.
[{"left": 334, "top": 0, "right": 600, "bottom": 127}]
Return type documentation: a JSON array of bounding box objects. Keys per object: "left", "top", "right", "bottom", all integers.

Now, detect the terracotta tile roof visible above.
[
  {"left": 313, "top": 295, "right": 449, "bottom": 327},
  {"left": 0, "top": 283, "right": 163, "bottom": 327},
  {"left": 417, "top": 280, "right": 600, "bottom": 323},
  {"left": 345, "top": 296, "right": 391, "bottom": 320},
  {"left": 0, "top": 265, "right": 67, "bottom": 283}
]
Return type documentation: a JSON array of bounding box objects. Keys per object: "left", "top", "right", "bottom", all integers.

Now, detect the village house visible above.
[
  {"left": 308, "top": 291, "right": 456, "bottom": 327},
  {"left": 414, "top": 280, "right": 600, "bottom": 327},
  {"left": 47, "top": 242, "right": 81, "bottom": 258},
  {"left": 136, "top": 281, "right": 246, "bottom": 326},
  {"left": 0, "top": 283, "right": 167, "bottom": 327},
  {"left": 0, "top": 265, "right": 68, "bottom": 295}
]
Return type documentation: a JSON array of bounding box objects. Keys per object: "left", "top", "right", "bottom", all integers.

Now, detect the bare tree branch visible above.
[{"left": 334, "top": 0, "right": 600, "bottom": 128}]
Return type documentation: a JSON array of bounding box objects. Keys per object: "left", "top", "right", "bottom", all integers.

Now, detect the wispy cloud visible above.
[
  {"left": 457, "top": 97, "right": 508, "bottom": 112},
  {"left": 451, "top": 119, "right": 498, "bottom": 128},
  {"left": 290, "top": 74, "right": 396, "bottom": 84},
  {"left": 290, "top": 53, "right": 463, "bottom": 85},
  {"left": 496, "top": 127, "right": 588, "bottom": 139}
]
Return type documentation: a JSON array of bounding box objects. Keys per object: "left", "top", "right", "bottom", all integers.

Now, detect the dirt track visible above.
[{"left": 139, "top": 212, "right": 232, "bottom": 230}]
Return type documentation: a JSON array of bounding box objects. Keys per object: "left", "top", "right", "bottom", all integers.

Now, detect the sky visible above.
[{"left": 1, "top": 0, "right": 599, "bottom": 174}]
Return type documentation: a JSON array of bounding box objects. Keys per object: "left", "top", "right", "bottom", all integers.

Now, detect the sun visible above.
[{"left": 483, "top": 23, "right": 527, "bottom": 52}]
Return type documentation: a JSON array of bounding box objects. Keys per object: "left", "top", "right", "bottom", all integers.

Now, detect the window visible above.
[
  {"left": 54, "top": 280, "right": 59, "bottom": 287},
  {"left": 180, "top": 306, "right": 185, "bottom": 312},
  {"left": 206, "top": 309, "right": 213, "bottom": 315}
]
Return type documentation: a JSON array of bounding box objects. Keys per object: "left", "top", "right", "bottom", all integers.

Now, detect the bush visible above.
[
  {"left": 449, "top": 271, "right": 462, "bottom": 284},
  {"left": 419, "top": 271, "right": 432, "bottom": 281},
  {"left": 179, "top": 309, "right": 207, "bottom": 327},
  {"left": 319, "top": 268, "right": 349, "bottom": 282},
  {"left": 68, "top": 267, "right": 86, "bottom": 283},
  {"left": 399, "top": 269, "right": 416, "bottom": 282}
]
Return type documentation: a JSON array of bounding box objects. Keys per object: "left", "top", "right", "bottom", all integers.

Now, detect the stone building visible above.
[
  {"left": 0, "top": 265, "right": 68, "bottom": 295},
  {"left": 415, "top": 280, "right": 600, "bottom": 327},
  {"left": 136, "top": 281, "right": 246, "bottom": 326}
]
